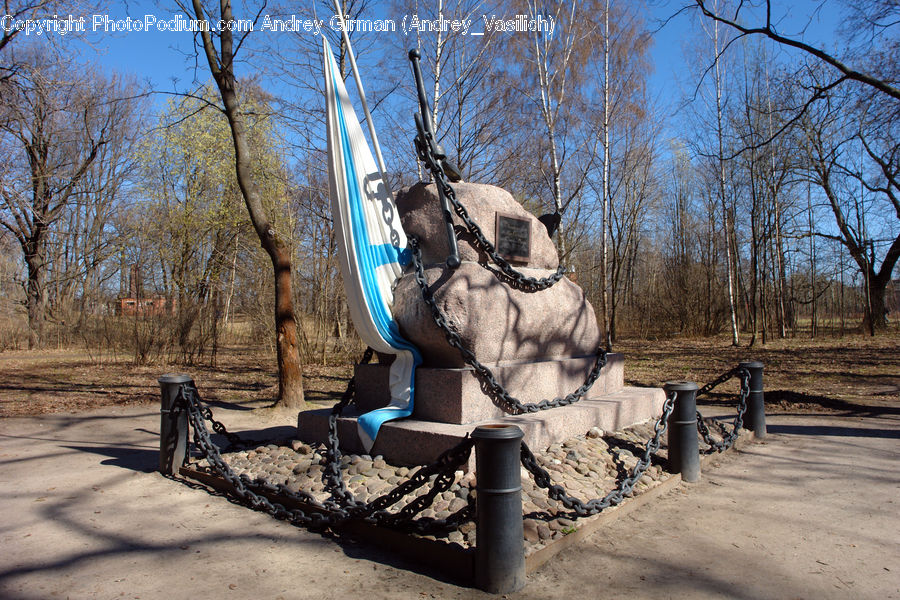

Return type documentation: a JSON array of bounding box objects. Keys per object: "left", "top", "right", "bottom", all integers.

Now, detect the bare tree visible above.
[
  {"left": 0, "top": 54, "right": 132, "bottom": 348},
  {"left": 693, "top": 0, "right": 900, "bottom": 102},
  {"left": 695, "top": 0, "right": 740, "bottom": 344},
  {"left": 689, "top": 0, "right": 900, "bottom": 161},
  {"left": 797, "top": 84, "right": 899, "bottom": 332},
  {"left": 186, "top": 0, "right": 305, "bottom": 407},
  {"left": 584, "top": 0, "right": 654, "bottom": 344}
]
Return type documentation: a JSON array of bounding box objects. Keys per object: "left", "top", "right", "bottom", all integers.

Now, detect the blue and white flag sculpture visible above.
[{"left": 323, "top": 37, "right": 422, "bottom": 452}]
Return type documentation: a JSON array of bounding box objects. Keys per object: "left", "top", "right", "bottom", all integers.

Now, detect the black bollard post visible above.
[
  {"left": 664, "top": 381, "right": 701, "bottom": 483},
  {"left": 473, "top": 424, "right": 526, "bottom": 594},
  {"left": 739, "top": 361, "right": 766, "bottom": 438},
  {"left": 159, "top": 374, "right": 192, "bottom": 476}
]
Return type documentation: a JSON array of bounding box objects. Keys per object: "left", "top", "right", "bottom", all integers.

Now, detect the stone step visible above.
[
  {"left": 353, "top": 353, "right": 624, "bottom": 424},
  {"left": 297, "top": 386, "right": 666, "bottom": 470}
]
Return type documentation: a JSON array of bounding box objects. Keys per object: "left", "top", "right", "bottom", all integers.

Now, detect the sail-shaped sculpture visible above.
[{"left": 323, "top": 38, "right": 422, "bottom": 452}]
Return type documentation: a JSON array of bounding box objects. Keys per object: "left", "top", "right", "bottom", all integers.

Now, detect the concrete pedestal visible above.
[{"left": 297, "top": 353, "right": 665, "bottom": 469}]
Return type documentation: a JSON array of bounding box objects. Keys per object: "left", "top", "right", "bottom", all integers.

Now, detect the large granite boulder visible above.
[
  {"left": 392, "top": 182, "right": 602, "bottom": 368},
  {"left": 396, "top": 182, "right": 559, "bottom": 269}
]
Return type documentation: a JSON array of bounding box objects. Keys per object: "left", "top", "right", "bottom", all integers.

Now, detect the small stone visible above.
[
  {"left": 523, "top": 520, "right": 539, "bottom": 542},
  {"left": 378, "top": 468, "right": 394, "bottom": 479},
  {"left": 448, "top": 531, "right": 464, "bottom": 543},
  {"left": 367, "top": 480, "right": 388, "bottom": 494},
  {"left": 373, "top": 458, "right": 387, "bottom": 469},
  {"left": 290, "top": 440, "right": 305, "bottom": 452},
  {"left": 537, "top": 524, "right": 552, "bottom": 540},
  {"left": 587, "top": 427, "right": 603, "bottom": 439},
  {"left": 448, "top": 498, "right": 467, "bottom": 512},
  {"left": 459, "top": 522, "right": 476, "bottom": 534},
  {"left": 435, "top": 510, "right": 451, "bottom": 519}
]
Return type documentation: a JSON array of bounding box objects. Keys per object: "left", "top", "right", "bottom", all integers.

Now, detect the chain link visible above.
[
  {"left": 179, "top": 377, "right": 475, "bottom": 535},
  {"left": 696, "top": 367, "right": 750, "bottom": 453},
  {"left": 181, "top": 383, "right": 341, "bottom": 529},
  {"left": 323, "top": 347, "right": 373, "bottom": 510},
  {"left": 442, "top": 179, "right": 568, "bottom": 291},
  {"left": 415, "top": 134, "right": 568, "bottom": 292},
  {"left": 198, "top": 405, "right": 248, "bottom": 450},
  {"left": 696, "top": 366, "right": 739, "bottom": 398},
  {"left": 520, "top": 390, "right": 676, "bottom": 518},
  {"left": 408, "top": 236, "right": 607, "bottom": 415}
]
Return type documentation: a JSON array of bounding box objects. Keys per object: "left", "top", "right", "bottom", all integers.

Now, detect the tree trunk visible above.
[
  {"left": 711, "top": 8, "right": 739, "bottom": 346},
  {"left": 273, "top": 243, "right": 304, "bottom": 405},
  {"left": 24, "top": 244, "right": 46, "bottom": 349},
  {"left": 192, "top": 0, "right": 304, "bottom": 408},
  {"left": 600, "top": 0, "right": 611, "bottom": 350},
  {"left": 861, "top": 280, "right": 888, "bottom": 332}
]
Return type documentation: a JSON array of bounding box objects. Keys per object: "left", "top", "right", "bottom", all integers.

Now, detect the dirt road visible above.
[{"left": 1, "top": 404, "right": 898, "bottom": 599}]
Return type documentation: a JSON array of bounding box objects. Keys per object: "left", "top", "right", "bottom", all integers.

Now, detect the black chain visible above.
[
  {"left": 323, "top": 347, "right": 374, "bottom": 510},
  {"left": 356, "top": 438, "right": 475, "bottom": 534},
  {"left": 198, "top": 405, "right": 248, "bottom": 450},
  {"left": 520, "top": 390, "right": 677, "bottom": 518},
  {"left": 439, "top": 177, "right": 568, "bottom": 291},
  {"left": 408, "top": 236, "right": 607, "bottom": 415},
  {"left": 182, "top": 383, "right": 341, "bottom": 529},
  {"left": 696, "top": 367, "right": 750, "bottom": 453},
  {"left": 412, "top": 130, "right": 567, "bottom": 291},
  {"left": 696, "top": 366, "right": 739, "bottom": 398},
  {"left": 180, "top": 380, "right": 475, "bottom": 535}
]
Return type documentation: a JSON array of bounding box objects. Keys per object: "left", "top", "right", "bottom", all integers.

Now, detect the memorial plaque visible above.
[{"left": 495, "top": 213, "right": 531, "bottom": 263}]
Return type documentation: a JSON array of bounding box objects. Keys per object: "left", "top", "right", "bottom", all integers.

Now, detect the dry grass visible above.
[
  {"left": 617, "top": 333, "right": 900, "bottom": 414},
  {"left": 0, "top": 346, "right": 354, "bottom": 418},
  {"left": 0, "top": 333, "right": 897, "bottom": 418}
]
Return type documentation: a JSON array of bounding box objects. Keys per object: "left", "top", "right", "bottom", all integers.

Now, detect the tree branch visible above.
[{"left": 694, "top": 0, "right": 900, "bottom": 101}]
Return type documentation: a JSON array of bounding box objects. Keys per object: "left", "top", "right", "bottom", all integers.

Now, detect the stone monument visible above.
[{"left": 298, "top": 181, "right": 664, "bottom": 467}]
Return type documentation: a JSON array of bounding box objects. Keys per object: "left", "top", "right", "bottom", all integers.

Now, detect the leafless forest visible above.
[{"left": 1, "top": 1, "right": 897, "bottom": 407}]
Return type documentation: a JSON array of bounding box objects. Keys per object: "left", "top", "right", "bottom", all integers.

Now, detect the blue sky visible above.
[{"left": 78, "top": 0, "right": 844, "bottom": 114}]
